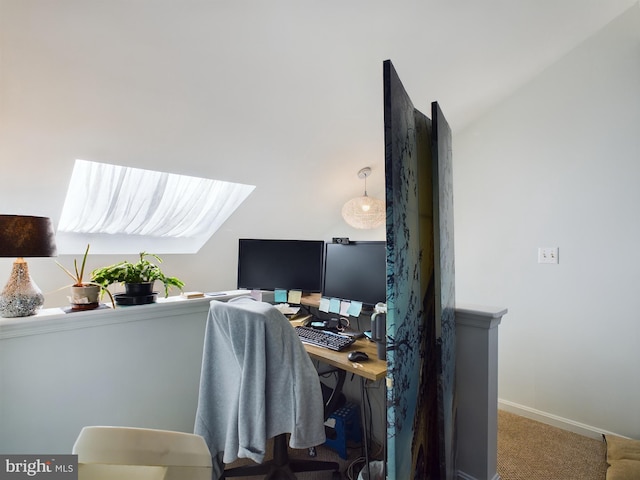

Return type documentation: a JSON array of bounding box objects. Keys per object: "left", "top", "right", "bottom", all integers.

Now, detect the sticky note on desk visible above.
[
  {"left": 251, "top": 289, "right": 262, "bottom": 301},
  {"left": 329, "top": 298, "right": 341, "bottom": 314},
  {"left": 319, "top": 297, "right": 330, "bottom": 313},
  {"left": 287, "top": 290, "right": 302, "bottom": 304},
  {"left": 340, "top": 301, "right": 350, "bottom": 316},
  {"left": 274, "top": 289, "right": 287, "bottom": 303},
  {"left": 347, "top": 301, "right": 363, "bottom": 317}
]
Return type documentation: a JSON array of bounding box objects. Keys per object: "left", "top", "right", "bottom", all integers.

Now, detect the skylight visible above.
[{"left": 56, "top": 159, "right": 255, "bottom": 254}]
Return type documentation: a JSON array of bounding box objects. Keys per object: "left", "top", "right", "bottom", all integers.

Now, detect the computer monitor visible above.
[
  {"left": 237, "top": 239, "right": 325, "bottom": 292},
  {"left": 322, "top": 241, "right": 386, "bottom": 307}
]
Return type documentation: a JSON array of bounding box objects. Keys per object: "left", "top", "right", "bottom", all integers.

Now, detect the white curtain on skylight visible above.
[{"left": 57, "top": 160, "right": 255, "bottom": 254}]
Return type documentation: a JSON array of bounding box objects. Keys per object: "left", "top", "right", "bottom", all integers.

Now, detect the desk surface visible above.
[
  {"left": 300, "top": 293, "right": 322, "bottom": 308},
  {"left": 291, "top": 315, "right": 386, "bottom": 382},
  {"left": 303, "top": 337, "right": 387, "bottom": 382}
]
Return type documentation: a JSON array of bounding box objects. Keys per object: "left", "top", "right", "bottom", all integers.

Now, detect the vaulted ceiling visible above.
[{"left": 392, "top": 0, "right": 637, "bottom": 130}]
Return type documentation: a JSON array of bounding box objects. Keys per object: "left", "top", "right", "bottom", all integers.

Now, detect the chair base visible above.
[
  {"left": 223, "top": 433, "right": 340, "bottom": 479},
  {"left": 223, "top": 459, "right": 340, "bottom": 479}
]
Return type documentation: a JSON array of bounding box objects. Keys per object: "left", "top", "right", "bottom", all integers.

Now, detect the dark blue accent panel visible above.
[{"left": 384, "top": 60, "right": 456, "bottom": 480}]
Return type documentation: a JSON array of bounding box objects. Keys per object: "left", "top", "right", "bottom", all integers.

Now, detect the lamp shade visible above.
[
  {"left": 341, "top": 195, "right": 386, "bottom": 229},
  {"left": 0, "top": 215, "right": 57, "bottom": 318},
  {"left": 0, "top": 215, "right": 57, "bottom": 258},
  {"left": 341, "top": 166, "right": 386, "bottom": 229}
]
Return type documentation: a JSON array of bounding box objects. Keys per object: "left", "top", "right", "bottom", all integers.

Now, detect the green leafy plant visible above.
[
  {"left": 91, "top": 251, "right": 185, "bottom": 297},
  {"left": 56, "top": 244, "right": 116, "bottom": 307}
]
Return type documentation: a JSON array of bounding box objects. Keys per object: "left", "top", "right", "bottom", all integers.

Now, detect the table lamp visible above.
[{"left": 0, "top": 215, "right": 57, "bottom": 318}]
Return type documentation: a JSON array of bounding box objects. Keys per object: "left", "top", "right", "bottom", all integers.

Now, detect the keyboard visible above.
[{"left": 295, "top": 326, "right": 356, "bottom": 351}]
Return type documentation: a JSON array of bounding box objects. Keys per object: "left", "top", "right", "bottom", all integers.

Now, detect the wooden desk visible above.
[
  {"left": 303, "top": 338, "right": 386, "bottom": 382},
  {"left": 290, "top": 314, "right": 386, "bottom": 473},
  {"left": 300, "top": 292, "right": 322, "bottom": 308},
  {"left": 290, "top": 315, "right": 386, "bottom": 382}
]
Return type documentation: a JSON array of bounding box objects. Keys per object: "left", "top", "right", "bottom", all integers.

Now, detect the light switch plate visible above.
[{"left": 538, "top": 247, "right": 559, "bottom": 264}]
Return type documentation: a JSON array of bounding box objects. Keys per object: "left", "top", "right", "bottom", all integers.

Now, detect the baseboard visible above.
[
  {"left": 498, "top": 398, "right": 625, "bottom": 440},
  {"left": 457, "top": 471, "right": 500, "bottom": 480},
  {"left": 457, "top": 471, "right": 476, "bottom": 480}
]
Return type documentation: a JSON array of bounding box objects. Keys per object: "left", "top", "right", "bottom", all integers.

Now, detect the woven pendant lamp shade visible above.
[
  {"left": 341, "top": 195, "right": 385, "bottom": 229},
  {"left": 341, "top": 167, "right": 385, "bottom": 229}
]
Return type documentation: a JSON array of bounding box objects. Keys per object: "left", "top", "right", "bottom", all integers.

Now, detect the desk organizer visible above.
[{"left": 324, "top": 402, "right": 362, "bottom": 459}]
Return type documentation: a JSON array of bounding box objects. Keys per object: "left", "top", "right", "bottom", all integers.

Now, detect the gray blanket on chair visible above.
[{"left": 194, "top": 296, "right": 326, "bottom": 479}]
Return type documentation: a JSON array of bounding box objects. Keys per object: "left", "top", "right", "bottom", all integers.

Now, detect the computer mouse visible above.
[{"left": 347, "top": 351, "right": 369, "bottom": 362}]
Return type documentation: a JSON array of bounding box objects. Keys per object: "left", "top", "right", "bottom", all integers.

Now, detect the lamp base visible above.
[{"left": 0, "top": 259, "right": 45, "bottom": 318}]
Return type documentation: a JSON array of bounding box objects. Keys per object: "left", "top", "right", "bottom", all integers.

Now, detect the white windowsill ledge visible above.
[{"left": 0, "top": 290, "right": 250, "bottom": 340}]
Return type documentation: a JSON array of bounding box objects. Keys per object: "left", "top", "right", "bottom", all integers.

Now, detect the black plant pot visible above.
[
  {"left": 125, "top": 282, "right": 154, "bottom": 296},
  {"left": 115, "top": 282, "right": 157, "bottom": 306}
]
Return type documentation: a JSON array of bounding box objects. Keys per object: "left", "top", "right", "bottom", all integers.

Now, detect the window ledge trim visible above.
[{"left": 0, "top": 291, "right": 250, "bottom": 339}]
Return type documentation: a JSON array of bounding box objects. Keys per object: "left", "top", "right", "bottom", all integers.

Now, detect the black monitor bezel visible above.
[
  {"left": 322, "top": 240, "right": 387, "bottom": 307},
  {"left": 237, "top": 238, "right": 325, "bottom": 292}
]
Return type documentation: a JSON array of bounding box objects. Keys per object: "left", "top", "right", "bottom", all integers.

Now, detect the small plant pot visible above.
[
  {"left": 115, "top": 282, "right": 157, "bottom": 306},
  {"left": 70, "top": 285, "right": 100, "bottom": 311},
  {"left": 124, "top": 282, "right": 155, "bottom": 297}
]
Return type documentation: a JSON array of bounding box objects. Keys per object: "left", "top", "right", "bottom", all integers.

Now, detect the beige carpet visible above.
[
  {"left": 226, "top": 410, "right": 609, "bottom": 479},
  {"left": 498, "top": 410, "right": 608, "bottom": 480}
]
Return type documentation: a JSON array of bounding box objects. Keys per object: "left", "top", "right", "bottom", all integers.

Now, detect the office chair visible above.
[
  {"left": 72, "top": 426, "right": 213, "bottom": 480},
  {"left": 194, "top": 297, "right": 342, "bottom": 480}
]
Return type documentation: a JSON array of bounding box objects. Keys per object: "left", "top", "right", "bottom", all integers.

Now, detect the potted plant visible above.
[
  {"left": 91, "top": 252, "right": 185, "bottom": 305},
  {"left": 56, "top": 244, "right": 116, "bottom": 310}
]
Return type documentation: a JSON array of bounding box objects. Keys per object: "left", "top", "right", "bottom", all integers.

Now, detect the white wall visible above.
[
  {"left": 455, "top": 5, "right": 640, "bottom": 438},
  {"left": 3, "top": 0, "right": 639, "bottom": 442},
  {"left": 0, "top": 1, "right": 390, "bottom": 308},
  {"left": 0, "top": 298, "right": 213, "bottom": 453}
]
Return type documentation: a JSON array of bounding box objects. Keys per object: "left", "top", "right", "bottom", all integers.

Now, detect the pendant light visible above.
[{"left": 341, "top": 167, "right": 385, "bottom": 229}]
